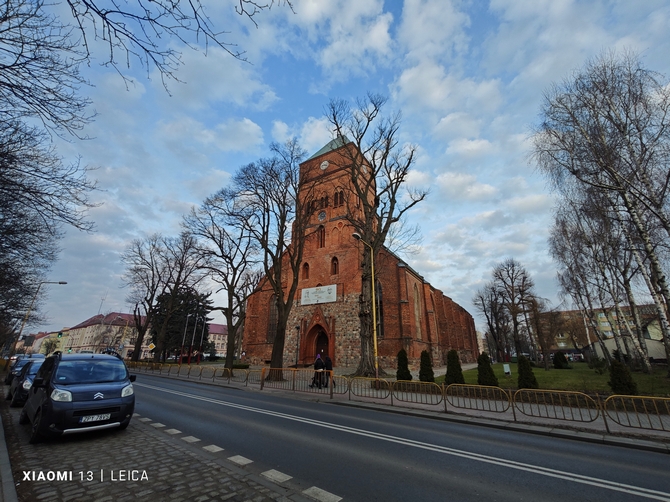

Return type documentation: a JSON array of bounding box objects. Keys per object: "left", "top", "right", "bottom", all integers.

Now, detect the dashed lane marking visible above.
[
  {"left": 261, "top": 469, "right": 292, "bottom": 483},
  {"left": 228, "top": 455, "right": 253, "bottom": 466},
  {"left": 203, "top": 445, "right": 224, "bottom": 453},
  {"left": 164, "top": 429, "right": 182, "bottom": 435},
  {"left": 150, "top": 422, "right": 165, "bottom": 428},
  {"left": 303, "top": 486, "right": 343, "bottom": 502},
  {"left": 181, "top": 436, "right": 201, "bottom": 443},
  {"left": 138, "top": 417, "right": 152, "bottom": 422}
]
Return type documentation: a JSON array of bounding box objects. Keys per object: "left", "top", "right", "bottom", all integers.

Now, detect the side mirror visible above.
[
  {"left": 32, "top": 377, "right": 44, "bottom": 388},
  {"left": 129, "top": 375, "right": 136, "bottom": 382}
]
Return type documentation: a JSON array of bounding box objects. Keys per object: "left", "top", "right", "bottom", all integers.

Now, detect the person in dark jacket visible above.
[
  {"left": 324, "top": 356, "right": 333, "bottom": 388},
  {"left": 311, "top": 354, "right": 325, "bottom": 388}
]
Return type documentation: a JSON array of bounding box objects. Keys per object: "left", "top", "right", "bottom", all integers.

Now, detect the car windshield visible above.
[
  {"left": 26, "top": 361, "right": 43, "bottom": 376},
  {"left": 54, "top": 359, "right": 128, "bottom": 384},
  {"left": 13, "top": 359, "right": 31, "bottom": 372}
]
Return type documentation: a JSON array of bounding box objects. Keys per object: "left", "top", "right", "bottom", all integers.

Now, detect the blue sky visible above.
[{"left": 34, "top": 0, "right": 670, "bottom": 336}]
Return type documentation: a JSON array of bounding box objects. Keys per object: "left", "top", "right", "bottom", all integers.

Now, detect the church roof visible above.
[{"left": 305, "top": 135, "right": 351, "bottom": 161}]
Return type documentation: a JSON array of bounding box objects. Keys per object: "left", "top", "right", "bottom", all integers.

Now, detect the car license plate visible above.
[{"left": 80, "top": 413, "right": 111, "bottom": 423}]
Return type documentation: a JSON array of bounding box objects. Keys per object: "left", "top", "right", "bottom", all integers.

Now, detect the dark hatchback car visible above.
[
  {"left": 6, "top": 359, "right": 44, "bottom": 407},
  {"left": 20, "top": 353, "right": 136, "bottom": 443},
  {"left": 4, "top": 354, "right": 46, "bottom": 385}
]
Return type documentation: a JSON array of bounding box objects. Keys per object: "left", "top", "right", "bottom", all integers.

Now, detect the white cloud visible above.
[
  {"left": 158, "top": 117, "right": 264, "bottom": 154},
  {"left": 398, "top": 0, "right": 470, "bottom": 63},
  {"left": 272, "top": 120, "right": 291, "bottom": 142},
  {"left": 299, "top": 116, "right": 332, "bottom": 155},
  {"left": 435, "top": 172, "right": 498, "bottom": 201}
]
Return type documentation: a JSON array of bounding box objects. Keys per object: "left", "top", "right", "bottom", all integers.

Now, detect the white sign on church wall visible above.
[{"left": 301, "top": 285, "right": 337, "bottom": 305}]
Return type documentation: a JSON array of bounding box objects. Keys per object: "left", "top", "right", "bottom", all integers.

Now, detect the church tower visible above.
[{"left": 241, "top": 137, "right": 479, "bottom": 369}]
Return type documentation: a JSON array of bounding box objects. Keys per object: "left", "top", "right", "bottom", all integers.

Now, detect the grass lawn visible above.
[{"left": 435, "top": 362, "right": 670, "bottom": 397}]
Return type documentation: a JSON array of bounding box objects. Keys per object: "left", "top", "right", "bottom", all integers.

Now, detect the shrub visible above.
[
  {"left": 517, "top": 355, "right": 538, "bottom": 389},
  {"left": 477, "top": 352, "right": 499, "bottom": 387},
  {"left": 553, "top": 351, "right": 569, "bottom": 370},
  {"left": 419, "top": 350, "right": 434, "bottom": 382},
  {"left": 608, "top": 360, "right": 638, "bottom": 395},
  {"left": 396, "top": 349, "right": 412, "bottom": 381},
  {"left": 588, "top": 356, "right": 608, "bottom": 375},
  {"left": 445, "top": 350, "right": 465, "bottom": 385}
]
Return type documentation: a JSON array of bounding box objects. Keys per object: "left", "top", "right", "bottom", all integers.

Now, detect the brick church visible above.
[{"left": 242, "top": 137, "right": 478, "bottom": 370}]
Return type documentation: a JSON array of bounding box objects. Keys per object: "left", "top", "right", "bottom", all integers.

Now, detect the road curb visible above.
[{"left": 0, "top": 404, "right": 19, "bottom": 502}]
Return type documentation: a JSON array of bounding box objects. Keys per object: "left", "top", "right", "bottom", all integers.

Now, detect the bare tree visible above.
[
  {"left": 122, "top": 232, "right": 206, "bottom": 361},
  {"left": 61, "top": 0, "right": 293, "bottom": 87},
  {"left": 325, "top": 93, "right": 428, "bottom": 376},
  {"left": 185, "top": 194, "right": 261, "bottom": 370},
  {"left": 222, "top": 139, "right": 313, "bottom": 373},
  {"left": 492, "top": 258, "right": 535, "bottom": 357},
  {"left": 473, "top": 282, "right": 511, "bottom": 363},
  {"left": 534, "top": 50, "right": 670, "bottom": 370},
  {"left": 41, "top": 337, "right": 60, "bottom": 355}
]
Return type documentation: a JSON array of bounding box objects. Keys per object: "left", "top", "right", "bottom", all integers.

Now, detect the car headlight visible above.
[
  {"left": 22, "top": 380, "right": 32, "bottom": 390},
  {"left": 121, "top": 384, "right": 134, "bottom": 397},
  {"left": 50, "top": 389, "right": 72, "bottom": 402}
]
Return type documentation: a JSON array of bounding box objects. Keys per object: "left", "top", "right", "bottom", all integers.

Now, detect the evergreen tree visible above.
[
  {"left": 553, "top": 351, "right": 569, "bottom": 369},
  {"left": 477, "top": 352, "right": 499, "bottom": 387},
  {"left": 419, "top": 350, "right": 434, "bottom": 382},
  {"left": 608, "top": 360, "right": 638, "bottom": 395},
  {"left": 396, "top": 349, "right": 412, "bottom": 381},
  {"left": 517, "top": 355, "right": 539, "bottom": 389},
  {"left": 445, "top": 350, "right": 465, "bottom": 385}
]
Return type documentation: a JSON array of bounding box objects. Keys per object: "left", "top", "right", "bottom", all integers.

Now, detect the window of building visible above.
[
  {"left": 413, "top": 284, "right": 422, "bottom": 341},
  {"left": 331, "top": 257, "right": 339, "bottom": 275},
  {"left": 267, "top": 295, "right": 278, "bottom": 343},
  {"left": 302, "top": 263, "right": 309, "bottom": 280},
  {"left": 334, "top": 190, "right": 345, "bottom": 207},
  {"left": 317, "top": 225, "right": 325, "bottom": 248},
  {"left": 376, "top": 280, "right": 384, "bottom": 338}
]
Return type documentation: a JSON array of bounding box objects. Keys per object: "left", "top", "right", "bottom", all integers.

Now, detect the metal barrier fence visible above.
[
  {"left": 393, "top": 381, "right": 443, "bottom": 407},
  {"left": 445, "top": 384, "right": 511, "bottom": 414},
  {"left": 124, "top": 363, "right": 670, "bottom": 437},
  {"left": 512, "top": 389, "right": 600, "bottom": 423},
  {"left": 349, "top": 377, "right": 392, "bottom": 401},
  {"left": 603, "top": 395, "right": 670, "bottom": 432}
]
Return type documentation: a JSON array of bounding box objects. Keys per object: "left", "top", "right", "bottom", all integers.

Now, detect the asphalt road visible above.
[{"left": 134, "top": 375, "right": 670, "bottom": 502}]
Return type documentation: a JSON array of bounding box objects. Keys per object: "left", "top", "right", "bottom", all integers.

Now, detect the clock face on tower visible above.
[
  {"left": 320, "top": 161, "right": 329, "bottom": 170},
  {"left": 318, "top": 211, "right": 326, "bottom": 221}
]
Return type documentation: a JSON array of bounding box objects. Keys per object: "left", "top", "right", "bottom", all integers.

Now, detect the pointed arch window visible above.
[
  {"left": 267, "top": 295, "right": 278, "bottom": 343},
  {"left": 414, "top": 284, "right": 422, "bottom": 341},
  {"left": 317, "top": 225, "right": 325, "bottom": 248},
  {"left": 302, "top": 262, "right": 310, "bottom": 280},
  {"left": 331, "top": 257, "right": 339, "bottom": 275},
  {"left": 376, "top": 279, "right": 384, "bottom": 339}
]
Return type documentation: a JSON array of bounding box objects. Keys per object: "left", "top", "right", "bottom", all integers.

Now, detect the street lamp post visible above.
[
  {"left": 6, "top": 281, "right": 67, "bottom": 368},
  {"left": 352, "top": 233, "right": 379, "bottom": 381},
  {"left": 187, "top": 315, "right": 198, "bottom": 365},
  {"left": 179, "top": 313, "right": 192, "bottom": 366},
  {"left": 196, "top": 320, "right": 206, "bottom": 364}
]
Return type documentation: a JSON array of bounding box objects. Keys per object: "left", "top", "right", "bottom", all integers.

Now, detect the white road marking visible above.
[
  {"left": 138, "top": 417, "right": 152, "bottom": 422},
  {"left": 136, "top": 382, "right": 670, "bottom": 501},
  {"left": 150, "top": 422, "right": 165, "bottom": 428},
  {"left": 262, "top": 469, "right": 292, "bottom": 483},
  {"left": 181, "top": 436, "right": 200, "bottom": 443},
  {"left": 228, "top": 455, "right": 253, "bottom": 466},
  {"left": 164, "top": 429, "right": 182, "bottom": 435},
  {"left": 303, "top": 486, "right": 342, "bottom": 502},
  {"left": 203, "top": 445, "right": 224, "bottom": 453}
]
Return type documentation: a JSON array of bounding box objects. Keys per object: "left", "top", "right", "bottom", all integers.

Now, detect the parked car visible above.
[
  {"left": 4, "top": 354, "right": 46, "bottom": 385},
  {"left": 20, "top": 352, "right": 136, "bottom": 443},
  {"left": 6, "top": 359, "right": 44, "bottom": 407}
]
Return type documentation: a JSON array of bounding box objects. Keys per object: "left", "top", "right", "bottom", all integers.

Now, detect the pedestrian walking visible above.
[
  {"left": 310, "top": 354, "right": 325, "bottom": 388},
  {"left": 324, "top": 355, "right": 333, "bottom": 388}
]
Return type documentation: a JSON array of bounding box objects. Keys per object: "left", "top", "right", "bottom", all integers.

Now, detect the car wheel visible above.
[
  {"left": 29, "top": 409, "right": 44, "bottom": 444},
  {"left": 18, "top": 408, "right": 29, "bottom": 425}
]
